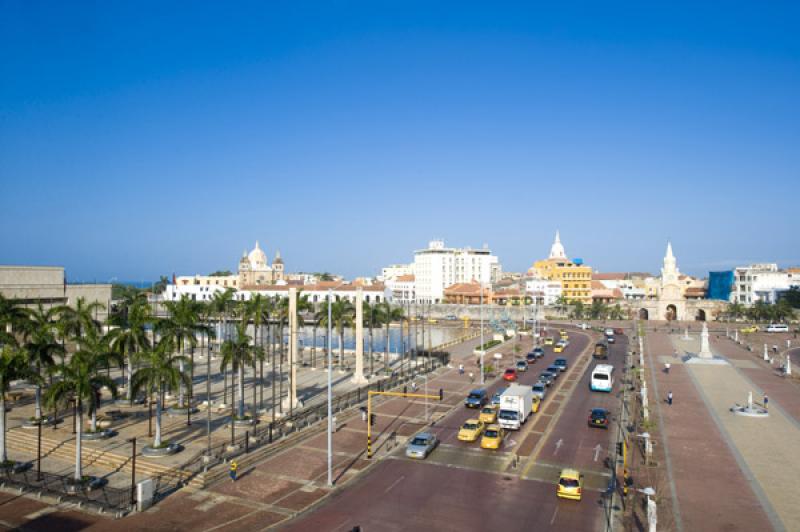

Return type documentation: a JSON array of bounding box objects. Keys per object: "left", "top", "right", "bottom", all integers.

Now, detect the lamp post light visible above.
[
  {"left": 129, "top": 437, "right": 137, "bottom": 506},
  {"left": 480, "top": 283, "right": 485, "bottom": 385},
  {"left": 327, "top": 289, "right": 333, "bottom": 487}
]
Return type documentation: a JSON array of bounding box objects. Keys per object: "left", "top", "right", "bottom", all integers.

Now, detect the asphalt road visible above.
[{"left": 281, "top": 326, "right": 613, "bottom": 531}]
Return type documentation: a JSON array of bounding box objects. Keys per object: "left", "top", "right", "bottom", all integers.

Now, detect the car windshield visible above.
[
  {"left": 560, "top": 478, "right": 580, "bottom": 488},
  {"left": 485, "top": 429, "right": 499, "bottom": 438},
  {"left": 468, "top": 392, "right": 483, "bottom": 399},
  {"left": 411, "top": 437, "right": 429, "bottom": 446},
  {"left": 593, "top": 374, "right": 609, "bottom": 381},
  {"left": 533, "top": 384, "right": 545, "bottom": 391},
  {"left": 498, "top": 410, "right": 518, "bottom": 420},
  {"left": 556, "top": 359, "right": 566, "bottom": 364},
  {"left": 505, "top": 369, "right": 514, "bottom": 374},
  {"left": 481, "top": 407, "right": 494, "bottom": 414},
  {"left": 591, "top": 410, "right": 606, "bottom": 418},
  {"left": 462, "top": 423, "right": 478, "bottom": 430}
]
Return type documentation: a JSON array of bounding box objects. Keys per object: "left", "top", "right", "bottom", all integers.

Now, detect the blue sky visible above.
[{"left": 2, "top": 1, "right": 798, "bottom": 282}]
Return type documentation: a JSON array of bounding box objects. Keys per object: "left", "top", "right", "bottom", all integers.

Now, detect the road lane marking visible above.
[
  {"left": 384, "top": 475, "right": 405, "bottom": 493},
  {"left": 550, "top": 506, "right": 559, "bottom": 525}
]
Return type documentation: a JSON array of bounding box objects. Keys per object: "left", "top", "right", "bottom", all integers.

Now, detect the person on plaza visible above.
[
  {"left": 468, "top": 372, "right": 474, "bottom": 383},
  {"left": 459, "top": 363, "right": 464, "bottom": 375},
  {"left": 360, "top": 406, "right": 367, "bottom": 422},
  {"left": 667, "top": 391, "right": 673, "bottom": 406},
  {"left": 411, "top": 381, "right": 418, "bottom": 393},
  {"left": 764, "top": 394, "right": 769, "bottom": 410},
  {"left": 664, "top": 363, "right": 671, "bottom": 374},
  {"left": 229, "top": 460, "right": 238, "bottom": 482}
]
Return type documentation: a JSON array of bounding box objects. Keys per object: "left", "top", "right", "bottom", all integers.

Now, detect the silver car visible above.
[
  {"left": 405, "top": 432, "right": 439, "bottom": 459},
  {"left": 532, "top": 382, "right": 547, "bottom": 400}
]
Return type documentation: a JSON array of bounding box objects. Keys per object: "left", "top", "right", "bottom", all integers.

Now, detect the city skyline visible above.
[{"left": 2, "top": 2, "right": 799, "bottom": 280}]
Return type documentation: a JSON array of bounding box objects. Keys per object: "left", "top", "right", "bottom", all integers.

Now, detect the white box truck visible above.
[{"left": 498, "top": 384, "right": 533, "bottom": 430}]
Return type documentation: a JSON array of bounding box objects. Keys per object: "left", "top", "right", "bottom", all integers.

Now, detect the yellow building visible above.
[{"left": 529, "top": 232, "right": 592, "bottom": 304}]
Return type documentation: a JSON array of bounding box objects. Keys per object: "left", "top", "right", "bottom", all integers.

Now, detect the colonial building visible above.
[{"left": 528, "top": 231, "right": 592, "bottom": 304}]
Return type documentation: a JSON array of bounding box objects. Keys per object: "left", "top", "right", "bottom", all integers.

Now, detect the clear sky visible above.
[{"left": 2, "top": 1, "right": 798, "bottom": 282}]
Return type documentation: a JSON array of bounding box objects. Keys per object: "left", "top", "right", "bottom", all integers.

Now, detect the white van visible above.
[
  {"left": 590, "top": 364, "right": 614, "bottom": 392},
  {"left": 766, "top": 324, "right": 789, "bottom": 333}
]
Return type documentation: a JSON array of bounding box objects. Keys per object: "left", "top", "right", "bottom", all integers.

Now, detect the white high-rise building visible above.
[
  {"left": 413, "top": 240, "right": 501, "bottom": 303},
  {"left": 732, "top": 264, "right": 791, "bottom": 304}
]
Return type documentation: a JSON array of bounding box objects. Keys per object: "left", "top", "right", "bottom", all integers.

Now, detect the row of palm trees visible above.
[
  {"left": 0, "top": 290, "right": 410, "bottom": 482},
  {"left": 721, "top": 300, "right": 795, "bottom": 323}
]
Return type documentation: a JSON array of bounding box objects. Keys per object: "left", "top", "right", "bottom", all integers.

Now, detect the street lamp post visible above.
[
  {"left": 480, "top": 283, "right": 485, "bottom": 385},
  {"left": 207, "top": 342, "right": 212, "bottom": 456},
  {"left": 37, "top": 418, "right": 42, "bottom": 480},
  {"left": 327, "top": 289, "right": 333, "bottom": 487},
  {"left": 129, "top": 437, "right": 137, "bottom": 506}
]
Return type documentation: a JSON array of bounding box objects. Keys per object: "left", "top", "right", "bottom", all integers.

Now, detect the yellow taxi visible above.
[
  {"left": 544, "top": 337, "right": 554, "bottom": 346},
  {"left": 740, "top": 326, "right": 758, "bottom": 334},
  {"left": 531, "top": 396, "right": 541, "bottom": 413},
  {"left": 457, "top": 419, "right": 485, "bottom": 442},
  {"left": 480, "top": 425, "right": 504, "bottom": 449},
  {"left": 479, "top": 405, "right": 498, "bottom": 424},
  {"left": 560, "top": 330, "right": 569, "bottom": 340},
  {"left": 554, "top": 343, "right": 565, "bottom": 353},
  {"left": 557, "top": 468, "right": 583, "bottom": 500}
]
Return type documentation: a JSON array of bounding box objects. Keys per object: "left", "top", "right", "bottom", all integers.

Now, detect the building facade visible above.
[
  {"left": 413, "top": 240, "right": 501, "bottom": 303},
  {"left": 529, "top": 231, "right": 592, "bottom": 304},
  {"left": 0, "top": 266, "right": 112, "bottom": 321},
  {"left": 732, "top": 263, "right": 792, "bottom": 305}
]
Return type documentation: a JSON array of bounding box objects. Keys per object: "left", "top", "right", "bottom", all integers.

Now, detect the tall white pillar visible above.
[{"left": 352, "top": 288, "right": 367, "bottom": 384}]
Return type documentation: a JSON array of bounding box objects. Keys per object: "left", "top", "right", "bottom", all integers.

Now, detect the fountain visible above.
[{"left": 730, "top": 391, "right": 769, "bottom": 417}]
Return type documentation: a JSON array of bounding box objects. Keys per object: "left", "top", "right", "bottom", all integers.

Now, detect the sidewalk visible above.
[{"left": 645, "top": 331, "right": 775, "bottom": 532}]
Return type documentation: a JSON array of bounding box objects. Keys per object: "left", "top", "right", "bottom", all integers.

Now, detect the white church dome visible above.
[{"left": 248, "top": 241, "right": 268, "bottom": 269}]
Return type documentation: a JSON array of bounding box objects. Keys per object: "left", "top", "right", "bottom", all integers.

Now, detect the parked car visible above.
[
  {"left": 406, "top": 432, "right": 439, "bottom": 459},
  {"left": 445, "top": 314, "right": 458, "bottom": 321},
  {"left": 503, "top": 368, "right": 518, "bottom": 382},
  {"left": 516, "top": 360, "right": 528, "bottom": 372},
  {"left": 557, "top": 468, "right": 583, "bottom": 500},
  {"left": 554, "top": 358, "right": 568, "bottom": 372},
  {"left": 532, "top": 382, "right": 547, "bottom": 400},
  {"left": 740, "top": 325, "right": 758, "bottom": 333},
  {"left": 588, "top": 408, "right": 610, "bottom": 429},
  {"left": 464, "top": 389, "right": 488, "bottom": 408}
]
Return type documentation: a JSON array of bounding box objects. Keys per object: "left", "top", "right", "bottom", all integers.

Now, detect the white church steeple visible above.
[{"left": 549, "top": 230, "right": 567, "bottom": 259}]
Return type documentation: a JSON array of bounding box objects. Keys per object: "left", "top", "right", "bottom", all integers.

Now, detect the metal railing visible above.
[{"left": 0, "top": 466, "right": 132, "bottom": 514}]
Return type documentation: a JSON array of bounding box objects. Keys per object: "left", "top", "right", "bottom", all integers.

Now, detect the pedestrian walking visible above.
[
  {"left": 360, "top": 407, "right": 367, "bottom": 422},
  {"left": 229, "top": 460, "right": 238, "bottom": 482},
  {"left": 468, "top": 372, "right": 474, "bottom": 383},
  {"left": 664, "top": 363, "right": 671, "bottom": 374},
  {"left": 667, "top": 391, "right": 673, "bottom": 406},
  {"left": 459, "top": 363, "right": 464, "bottom": 375},
  {"left": 764, "top": 394, "right": 769, "bottom": 410},
  {"left": 411, "top": 381, "right": 418, "bottom": 393}
]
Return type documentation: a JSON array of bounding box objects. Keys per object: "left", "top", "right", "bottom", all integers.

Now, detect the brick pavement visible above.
[{"left": 646, "top": 331, "right": 775, "bottom": 532}]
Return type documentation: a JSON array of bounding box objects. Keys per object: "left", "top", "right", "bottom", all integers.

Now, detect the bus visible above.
[{"left": 590, "top": 364, "right": 614, "bottom": 392}]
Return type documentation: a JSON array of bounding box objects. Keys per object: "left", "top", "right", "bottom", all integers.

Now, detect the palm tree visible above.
[
  {"left": 60, "top": 297, "right": 105, "bottom": 340},
  {"left": 362, "top": 301, "right": 376, "bottom": 375},
  {"left": 0, "top": 345, "right": 39, "bottom": 465},
  {"left": 44, "top": 338, "right": 118, "bottom": 482},
  {"left": 725, "top": 302, "right": 746, "bottom": 321},
  {"left": 22, "top": 304, "right": 64, "bottom": 422},
  {"left": 159, "top": 296, "right": 208, "bottom": 409},
  {"left": 316, "top": 298, "right": 355, "bottom": 369},
  {"left": 108, "top": 298, "right": 152, "bottom": 403},
  {"left": 0, "top": 294, "right": 27, "bottom": 345},
  {"left": 220, "top": 322, "right": 255, "bottom": 420},
  {"left": 374, "top": 302, "right": 404, "bottom": 374},
  {"left": 130, "top": 339, "right": 189, "bottom": 449},
  {"left": 588, "top": 300, "right": 608, "bottom": 320},
  {"left": 246, "top": 294, "right": 272, "bottom": 411},
  {"left": 75, "top": 328, "right": 121, "bottom": 432},
  {"left": 553, "top": 295, "right": 568, "bottom": 316}
]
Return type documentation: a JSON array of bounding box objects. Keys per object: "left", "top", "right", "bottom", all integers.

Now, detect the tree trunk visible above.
[
  {"left": 271, "top": 323, "right": 276, "bottom": 421},
  {"left": 384, "top": 322, "right": 390, "bottom": 374},
  {"left": 75, "top": 403, "right": 84, "bottom": 481},
  {"left": 126, "top": 353, "right": 133, "bottom": 401},
  {"left": 154, "top": 385, "right": 163, "bottom": 448},
  {"left": 279, "top": 323, "right": 284, "bottom": 413},
  {"left": 91, "top": 406, "right": 97, "bottom": 432},
  {"left": 339, "top": 328, "right": 345, "bottom": 369},
  {"left": 178, "top": 339, "right": 185, "bottom": 408},
  {"left": 0, "top": 393, "right": 6, "bottom": 464},
  {"left": 34, "top": 384, "right": 42, "bottom": 420},
  {"left": 239, "top": 364, "right": 245, "bottom": 419},
  {"left": 369, "top": 322, "right": 374, "bottom": 375}
]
